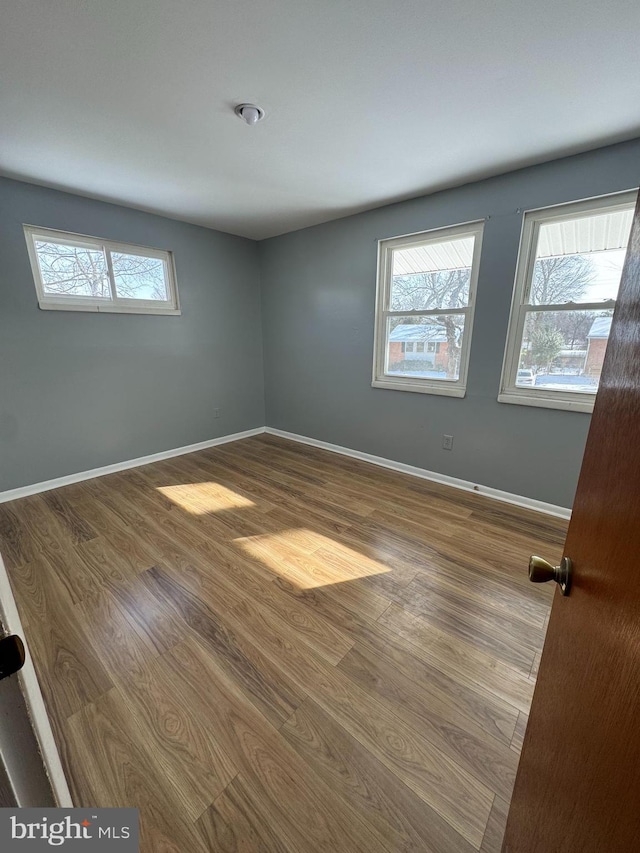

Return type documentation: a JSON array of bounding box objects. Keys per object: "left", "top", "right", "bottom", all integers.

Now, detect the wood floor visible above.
[{"left": 0, "top": 434, "right": 566, "bottom": 852}]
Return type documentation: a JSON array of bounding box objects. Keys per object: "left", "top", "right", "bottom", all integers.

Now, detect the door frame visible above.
[{"left": 0, "top": 553, "right": 72, "bottom": 806}]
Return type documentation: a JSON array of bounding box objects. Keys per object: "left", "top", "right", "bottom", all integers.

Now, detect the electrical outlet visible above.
[
  {"left": 442, "top": 434, "right": 454, "bottom": 451},
  {"left": 214, "top": 408, "right": 221, "bottom": 419}
]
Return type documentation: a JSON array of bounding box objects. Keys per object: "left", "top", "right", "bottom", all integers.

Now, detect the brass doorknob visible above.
[{"left": 529, "top": 555, "right": 572, "bottom": 596}]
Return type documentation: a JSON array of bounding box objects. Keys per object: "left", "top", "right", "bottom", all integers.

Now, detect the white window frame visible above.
[
  {"left": 498, "top": 190, "right": 637, "bottom": 414},
  {"left": 372, "top": 220, "right": 484, "bottom": 397},
  {"left": 24, "top": 225, "right": 181, "bottom": 315}
]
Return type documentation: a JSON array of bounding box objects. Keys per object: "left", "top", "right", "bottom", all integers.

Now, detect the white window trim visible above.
[
  {"left": 372, "top": 220, "right": 484, "bottom": 397},
  {"left": 23, "top": 225, "right": 181, "bottom": 315},
  {"left": 498, "top": 190, "right": 637, "bottom": 414}
]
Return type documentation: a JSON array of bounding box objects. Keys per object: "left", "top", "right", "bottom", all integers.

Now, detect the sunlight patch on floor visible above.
[
  {"left": 233, "top": 529, "right": 390, "bottom": 589},
  {"left": 156, "top": 483, "right": 255, "bottom": 515}
]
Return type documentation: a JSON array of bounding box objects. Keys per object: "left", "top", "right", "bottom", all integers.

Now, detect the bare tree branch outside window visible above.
[
  {"left": 36, "top": 241, "right": 167, "bottom": 301},
  {"left": 36, "top": 242, "right": 110, "bottom": 298},
  {"left": 530, "top": 255, "right": 594, "bottom": 305}
]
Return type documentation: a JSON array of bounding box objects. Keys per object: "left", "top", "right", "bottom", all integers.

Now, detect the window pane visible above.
[
  {"left": 386, "top": 315, "right": 465, "bottom": 381},
  {"left": 35, "top": 240, "right": 110, "bottom": 298},
  {"left": 530, "top": 208, "right": 633, "bottom": 305},
  {"left": 517, "top": 309, "right": 614, "bottom": 394},
  {"left": 111, "top": 252, "right": 168, "bottom": 301},
  {"left": 390, "top": 236, "right": 474, "bottom": 310}
]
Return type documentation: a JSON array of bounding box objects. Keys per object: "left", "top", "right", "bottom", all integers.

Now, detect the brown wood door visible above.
[{"left": 503, "top": 190, "right": 640, "bottom": 852}]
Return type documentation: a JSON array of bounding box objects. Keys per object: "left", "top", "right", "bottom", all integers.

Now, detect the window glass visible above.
[
  {"left": 35, "top": 240, "right": 110, "bottom": 299},
  {"left": 111, "top": 252, "right": 169, "bottom": 301}
]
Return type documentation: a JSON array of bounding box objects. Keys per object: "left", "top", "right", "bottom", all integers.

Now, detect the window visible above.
[
  {"left": 499, "top": 191, "right": 636, "bottom": 412},
  {"left": 373, "top": 221, "right": 484, "bottom": 396},
  {"left": 24, "top": 225, "right": 180, "bottom": 315}
]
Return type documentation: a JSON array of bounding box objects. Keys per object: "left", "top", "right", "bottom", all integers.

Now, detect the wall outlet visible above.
[
  {"left": 442, "top": 434, "right": 454, "bottom": 451},
  {"left": 214, "top": 408, "right": 221, "bottom": 419}
]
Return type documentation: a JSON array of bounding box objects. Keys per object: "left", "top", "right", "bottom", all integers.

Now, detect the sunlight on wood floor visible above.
[{"left": 234, "top": 529, "right": 391, "bottom": 588}]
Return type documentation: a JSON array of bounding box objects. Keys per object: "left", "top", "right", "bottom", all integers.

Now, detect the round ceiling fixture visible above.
[{"left": 234, "top": 104, "right": 265, "bottom": 126}]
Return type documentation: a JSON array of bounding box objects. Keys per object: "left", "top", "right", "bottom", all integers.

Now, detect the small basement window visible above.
[{"left": 24, "top": 225, "right": 180, "bottom": 315}]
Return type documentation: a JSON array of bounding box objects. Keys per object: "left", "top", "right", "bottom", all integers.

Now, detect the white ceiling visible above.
[{"left": 2, "top": 0, "right": 640, "bottom": 240}]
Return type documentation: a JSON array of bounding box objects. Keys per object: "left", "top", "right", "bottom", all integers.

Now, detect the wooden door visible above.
[{"left": 503, "top": 190, "right": 640, "bottom": 851}]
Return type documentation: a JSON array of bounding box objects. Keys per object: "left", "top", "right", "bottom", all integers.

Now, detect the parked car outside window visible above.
[{"left": 516, "top": 369, "right": 535, "bottom": 386}]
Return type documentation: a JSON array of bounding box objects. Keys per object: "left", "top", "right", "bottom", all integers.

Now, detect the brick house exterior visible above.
[
  {"left": 584, "top": 316, "right": 612, "bottom": 379},
  {"left": 388, "top": 341, "right": 404, "bottom": 366},
  {"left": 584, "top": 337, "right": 608, "bottom": 377},
  {"left": 386, "top": 323, "right": 452, "bottom": 372},
  {"left": 388, "top": 339, "right": 449, "bottom": 370}
]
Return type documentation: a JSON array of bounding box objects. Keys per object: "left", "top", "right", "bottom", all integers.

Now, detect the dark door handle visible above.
[
  {"left": 0, "top": 634, "right": 26, "bottom": 681},
  {"left": 529, "top": 556, "right": 572, "bottom": 596}
]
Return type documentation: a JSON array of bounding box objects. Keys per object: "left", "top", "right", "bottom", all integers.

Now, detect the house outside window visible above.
[
  {"left": 373, "top": 220, "right": 484, "bottom": 397},
  {"left": 499, "top": 191, "right": 637, "bottom": 412}
]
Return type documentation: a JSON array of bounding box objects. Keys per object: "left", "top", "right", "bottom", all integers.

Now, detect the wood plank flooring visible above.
[{"left": 0, "top": 434, "right": 566, "bottom": 852}]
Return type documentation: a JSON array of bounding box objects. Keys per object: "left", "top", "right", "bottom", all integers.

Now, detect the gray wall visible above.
[
  {"left": 260, "top": 138, "right": 640, "bottom": 508},
  {"left": 0, "top": 178, "right": 264, "bottom": 491},
  {"left": 3, "top": 138, "right": 639, "bottom": 504}
]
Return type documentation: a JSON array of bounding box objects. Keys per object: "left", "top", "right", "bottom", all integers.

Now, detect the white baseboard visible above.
[
  {"left": 0, "top": 427, "right": 266, "bottom": 504},
  {"left": 264, "top": 427, "right": 571, "bottom": 520},
  {"left": 0, "top": 423, "right": 571, "bottom": 520}
]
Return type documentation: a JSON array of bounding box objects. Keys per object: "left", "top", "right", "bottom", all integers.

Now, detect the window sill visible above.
[
  {"left": 497, "top": 391, "right": 594, "bottom": 413},
  {"left": 38, "top": 301, "right": 181, "bottom": 316},
  {"left": 372, "top": 378, "right": 466, "bottom": 397}
]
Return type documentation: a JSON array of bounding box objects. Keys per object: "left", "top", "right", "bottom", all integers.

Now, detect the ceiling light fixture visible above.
[{"left": 234, "top": 104, "right": 265, "bottom": 126}]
